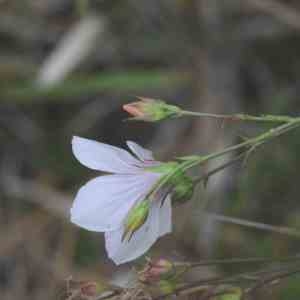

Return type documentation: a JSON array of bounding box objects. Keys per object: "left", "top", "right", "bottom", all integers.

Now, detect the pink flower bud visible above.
[
  {"left": 66, "top": 278, "right": 98, "bottom": 298},
  {"left": 80, "top": 281, "right": 97, "bottom": 297},
  {"left": 139, "top": 258, "right": 174, "bottom": 283},
  {"left": 123, "top": 102, "right": 146, "bottom": 119},
  {"left": 123, "top": 97, "right": 182, "bottom": 122}
]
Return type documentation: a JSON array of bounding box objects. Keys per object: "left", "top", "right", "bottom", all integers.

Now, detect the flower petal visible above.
[
  {"left": 126, "top": 141, "right": 155, "bottom": 162},
  {"left": 105, "top": 199, "right": 171, "bottom": 265},
  {"left": 71, "top": 173, "right": 160, "bottom": 232},
  {"left": 72, "top": 136, "right": 143, "bottom": 173}
]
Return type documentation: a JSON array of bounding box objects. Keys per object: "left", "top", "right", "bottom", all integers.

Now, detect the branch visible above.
[
  {"left": 245, "top": 0, "right": 300, "bottom": 31},
  {"left": 179, "top": 255, "right": 300, "bottom": 268}
]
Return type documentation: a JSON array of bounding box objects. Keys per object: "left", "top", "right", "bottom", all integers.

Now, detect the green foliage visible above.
[{"left": 1, "top": 71, "right": 180, "bottom": 103}]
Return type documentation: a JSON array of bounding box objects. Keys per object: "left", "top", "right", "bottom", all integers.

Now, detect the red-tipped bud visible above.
[
  {"left": 80, "top": 281, "right": 97, "bottom": 297},
  {"left": 139, "top": 258, "right": 174, "bottom": 283},
  {"left": 123, "top": 102, "right": 146, "bottom": 119},
  {"left": 123, "top": 97, "right": 182, "bottom": 122},
  {"left": 66, "top": 279, "right": 98, "bottom": 298}
]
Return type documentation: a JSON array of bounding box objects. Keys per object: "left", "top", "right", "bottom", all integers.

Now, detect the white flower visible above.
[{"left": 71, "top": 136, "right": 172, "bottom": 265}]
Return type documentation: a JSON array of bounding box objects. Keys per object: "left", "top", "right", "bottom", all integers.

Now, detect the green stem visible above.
[
  {"left": 154, "top": 265, "right": 300, "bottom": 300},
  {"left": 206, "top": 212, "right": 300, "bottom": 238},
  {"left": 180, "top": 117, "right": 300, "bottom": 172},
  {"left": 192, "top": 153, "right": 245, "bottom": 184},
  {"left": 180, "top": 110, "right": 295, "bottom": 123},
  {"left": 149, "top": 117, "right": 300, "bottom": 204}
]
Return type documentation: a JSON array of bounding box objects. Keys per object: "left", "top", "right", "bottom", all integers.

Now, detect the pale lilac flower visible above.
[{"left": 71, "top": 136, "right": 172, "bottom": 265}]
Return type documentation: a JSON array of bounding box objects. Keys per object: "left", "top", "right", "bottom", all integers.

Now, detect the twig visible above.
[
  {"left": 181, "top": 110, "right": 293, "bottom": 123},
  {"left": 151, "top": 117, "right": 300, "bottom": 203},
  {"left": 154, "top": 263, "right": 300, "bottom": 300},
  {"left": 206, "top": 212, "right": 300, "bottom": 238},
  {"left": 181, "top": 117, "right": 300, "bottom": 172},
  {"left": 193, "top": 152, "right": 245, "bottom": 184},
  {"left": 245, "top": 267, "right": 300, "bottom": 295}
]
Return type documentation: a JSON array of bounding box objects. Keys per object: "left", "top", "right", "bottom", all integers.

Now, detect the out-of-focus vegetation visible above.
[
  {"left": 1, "top": 0, "right": 300, "bottom": 299},
  {"left": 2, "top": 71, "right": 180, "bottom": 102}
]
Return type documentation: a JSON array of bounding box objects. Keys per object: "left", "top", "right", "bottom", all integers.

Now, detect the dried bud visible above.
[
  {"left": 123, "top": 97, "right": 182, "bottom": 122},
  {"left": 122, "top": 200, "right": 150, "bottom": 241},
  {"left": 80, "top": 281, "right": 97, "bottom": 297},
  {"left": 65, "top": 278, "right": 98, "bottom": 299},
  {"left": 139, "top": 258, "right": 174, "bottom": 283}
]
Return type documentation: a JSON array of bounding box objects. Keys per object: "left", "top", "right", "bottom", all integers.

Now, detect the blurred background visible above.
[{"left": 1, "top": 0, "right": 300, "bottom": 299}]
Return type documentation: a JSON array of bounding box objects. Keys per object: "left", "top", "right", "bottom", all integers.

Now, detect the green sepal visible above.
[
  {"left": 176, "top": 155, "right": 202, "bottom": 161},
  {"left": 172, "top": 174, "right": 194, "bottom": 204},
  {"left": 143, "top": 99, "right": 182, "bottom": 121},
  {"left": 122, "top": 200, "right": 150, "bottom": 241},
  {"left": 146, "top": 162, "right": 179, "bottom": 174}
]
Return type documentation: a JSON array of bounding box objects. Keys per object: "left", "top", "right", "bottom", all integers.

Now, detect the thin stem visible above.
[
  {"left": 192, "top": 152, "right": 245, "bottom": 184},
  {"left": 181, "top": 110, "right": 295, "bottom": 123},
  {"left": 206, "top": 212, "right": 300, "bottom": 238},
  {"left": 154, "top": 263, "right": 300, "bottom": 300},
  {"left": 177, "top": 255, "right": 300, "bottom": 268},
  {"left": 148, "top": 118, "right": 300, "bottom": 215},
  {"left": 181, "top": 110, "right": 234, "bottom": 119},
  {"left": 181, "top": 117, "right": 300, "bottom": 172},
  {"left": 245, "top": 267, "right": 300, "bottom": 295}
]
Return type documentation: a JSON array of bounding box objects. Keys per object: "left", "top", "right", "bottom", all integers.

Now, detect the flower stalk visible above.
[
  {"left": 124, "top": 97, "right": 298, "bottom": 124},
  {"left": 143, "top": 117, "right": 300, "bottom": 210},
  {"left": 180, "top": 110, "right": 295, "bottom": 123},
  {"left": 172, "top": 255, "right": 300, "bottom": 269},
  {"left": 179, "top": 116, "right": 300, "bottom": 172}
]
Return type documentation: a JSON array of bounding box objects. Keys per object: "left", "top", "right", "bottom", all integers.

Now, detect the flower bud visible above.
[
  {"left": 172, "top": 174, "right": 194, "bottom": 204},
  {"left": 147, "top": 163, "right": 194, "bottom": 204},
  {"left": 164, "top": 167, "right": 194, "bottom": 204},
  {"left": 66, "top": 279, "right": 98, "bottom": 298},
  {"left": 122, "top": 200, "right": 150, "bottom": 242},
  {"left": 139, "top": 258, "right": 174, "bottom": 283},
  {"left": 80, "top": 281, "right": 98, "bottom": 297},
  {"left": 123, "top": 97, "right": 182, "bottom": 122}
]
